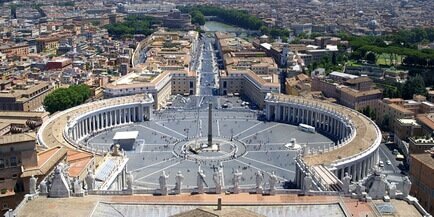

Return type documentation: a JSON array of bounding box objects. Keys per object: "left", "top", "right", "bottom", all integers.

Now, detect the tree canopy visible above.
[
  {"left": 178, "top": 5, "right": 290, "bottom": 39},
  {"left": 190, "top": 10, "right": 206, "bottom": 26},
  {"left": 402, "top": 74, "right": 427, "bottom": 99},
  {"left": 345, "top": 28, "right": 434, "bottom": 67},
  {"left": 43, "top": 84, "right": 91, "bottom": 114},
  {"left": 104, "top": 15, "right": 157, "bottom": 38}
]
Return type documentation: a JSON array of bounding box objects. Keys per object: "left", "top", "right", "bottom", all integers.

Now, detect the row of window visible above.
[{"left": 0, "top": 157, "right": 18, "bottom": 168}]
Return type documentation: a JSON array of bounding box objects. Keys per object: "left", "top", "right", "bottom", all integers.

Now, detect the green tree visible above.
[
  {"left": 104, "top": 15, "right": 155, "bottom": 38},
  {"left": 365, "top": 52, "right": 377, "bottom": 64},
  {"left": 43, "top": 84, "right": 91, "bottom": 114},
  {"left": 381, "top": 114, "right": 391, "bottom": 131},
  {"left": 402, "top": 74, "right": 427, "bottom": 99},
  {"left": 190, "top": 10, "right": 205, "bottom": 25}
]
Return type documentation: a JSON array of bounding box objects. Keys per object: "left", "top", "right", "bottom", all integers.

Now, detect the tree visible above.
[
  {"left": 190, "top": 10, "right": 205, "bottom": 25},
  {"left": 365, "top": 52, "right": 377, "bottom": 64},
  {"left": 381, "top": 114, "right": 391, "bottom": 131},
  {"left": 104, "top": 15, "right": 155, "bottom": 38},
  {"left": 43, "top": 85, "right": 91, "bottom": 114},
  {"left": 402, "top": 74, "right": 427, "bottom": 99}
]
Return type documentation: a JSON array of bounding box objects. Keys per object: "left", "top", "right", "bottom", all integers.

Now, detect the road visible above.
[
  {"left": 197, "top": 35, "right": 218, "bottom": 97},
  {"left": 378, "top": 143, "right": 407, "bottom": 192}
]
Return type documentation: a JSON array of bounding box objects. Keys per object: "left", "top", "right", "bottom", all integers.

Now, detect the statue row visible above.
[{"left": 155, "top": 166, "right": 279, "bottom": 195}]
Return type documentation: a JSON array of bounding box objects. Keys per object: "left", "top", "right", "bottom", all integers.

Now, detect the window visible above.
[
  {"left": 0, "top": 159, "right": 4, "bottom": 169},
  {"left": 10, "top": 157, "right": 17, "bottom": 167}
]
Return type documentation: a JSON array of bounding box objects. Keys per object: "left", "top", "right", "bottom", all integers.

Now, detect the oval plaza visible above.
[{"left": 37, "top": 91, "right": 381, "bottom": 193}]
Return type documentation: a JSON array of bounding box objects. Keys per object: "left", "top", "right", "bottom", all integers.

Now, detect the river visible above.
[{"left": 202, "top": 21, "right": 247, "bottom": 33}]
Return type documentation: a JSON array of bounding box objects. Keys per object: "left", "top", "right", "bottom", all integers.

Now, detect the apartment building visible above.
[
  {"left": 219, "top": 69, "right": 280, "bottom": 109},
  {"left": 285, "top": 73, "right": 311, "bottom": 96},
  {"left": 409, "top": 150, "right": 434, "bottom": 215},
  {"left": 0, "top": 43, "right": 29, "bottom": 57},
  {"left": 0, "top": 81, "right": 53, "bottom": 112},
  {"left": 104, "top": 30, "right": 198, "bottom": 109},
  {"left": 312, "top": 74, "right": 382, "bottom": 110}
]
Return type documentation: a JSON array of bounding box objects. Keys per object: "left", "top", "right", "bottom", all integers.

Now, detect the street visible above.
[
  {"left": 197, "top": 35, "right": 218, "bottom": 97},
  {"left": 378, "top": 143, "right": 408, "bottom": 193}
]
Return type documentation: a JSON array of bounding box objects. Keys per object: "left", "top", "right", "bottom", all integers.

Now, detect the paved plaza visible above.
[{"left": 87, "top": 103, "right": 333, "bottom": 190}]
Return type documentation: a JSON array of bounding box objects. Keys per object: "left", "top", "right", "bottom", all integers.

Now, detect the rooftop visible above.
[
  {"left": 15, "top": 194, "right": 423, "bottom": 217},
  {"left": 21, "top": 146, "right": 67, "bottom": 177},
  {"left": 411, "top": 151, "right": 434, "bottom": 170},
  {"left": 0, "top": 133, "right": 35, "bottom": 145}
]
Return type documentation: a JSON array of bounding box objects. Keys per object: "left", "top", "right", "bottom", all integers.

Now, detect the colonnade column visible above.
[{"left": 352, "top": 164, "right": 357, "bottom": 181}]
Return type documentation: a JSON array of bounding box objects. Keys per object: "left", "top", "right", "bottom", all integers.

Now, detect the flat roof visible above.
[
  {"left": 397, "top": 118, "right": 419, "bottom": 126},
  {"left": 15, "top": 194, "right": 425, "bottom": 217},
  {"left": 113, "top": 131, "right": 139, "bottom": 140},
  {"left": 0, "top": 133, "right": 35, "bottom": 145},
  {"left": 411, "top": 152, "right": 434, "bottom": 170},
  {"left": 329, "top": 71, "right": 359, "bottom": 79}
]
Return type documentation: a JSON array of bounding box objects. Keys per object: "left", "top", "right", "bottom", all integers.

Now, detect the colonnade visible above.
[
  {"left": 68, "top": 103, "right": 152, "bottom": 142},
  {"left": 265, "top": 101, "right": 354, "bottom": 142},
  {"left": 265, "top": 95, "right": 381, "bottom": 183},
  {"left": 332, "top": 148, "right": 380, "bottom": 182}
]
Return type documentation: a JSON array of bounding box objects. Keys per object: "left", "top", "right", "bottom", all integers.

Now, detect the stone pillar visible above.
[
  {"left": 356, "top": 162, "right": 362, "bottom": 181},
  {"left": 139, "top": 106, "right": 144, "bottom": 122},
  {"left": 92, "top": 116, "right": 96, "bottom": 132},
  {"left": 104, "top": 112, "right": 108, "bottom": 128},
  {"left": 352, "top": 164, "right": 357, "bottom": 181},
  {"left": 362, "top": 160, "right": 368, "bottom": 178},
  {"left": 339, "top": 168, "right": 344, "bottom": 180},
  {"left": 97, "top": 114, "right": 100, "bottom": 131},
  {"left": 132, "top": 107, "right": 136, "bottom": 122}
]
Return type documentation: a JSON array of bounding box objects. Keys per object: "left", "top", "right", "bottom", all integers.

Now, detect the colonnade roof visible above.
[
  {"left": 38, "top": 94, "right": 151, "bottom": 151},
  {"left": 266, "top": 94, "right": 380, "bottom": 166}
]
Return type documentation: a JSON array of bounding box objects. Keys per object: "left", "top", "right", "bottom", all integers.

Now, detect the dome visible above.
[{"left": 368, "top": 20, "right": 378, "bottom": 29}]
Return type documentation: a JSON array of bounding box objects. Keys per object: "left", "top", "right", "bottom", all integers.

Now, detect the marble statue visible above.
[
  {"left": 367, "top": 170, "right": 387, "bottom": 199},
  {"left": 112, "top": 144, "right": 122, "bottom": 156},
  {"left": 255, "top": 170, "right": 264, "bottom": 194},
  {"left": 126, "top": 172, "right": 134, "bottom": 191},
  {"left": 355, "top": 182, "right": 364, "bottom": 198},
  {"left": 197, "top": 166, "right": 206, "bottom": 194},
  {"left": 85, "top": 170, "right": 96, "bottom": 191},
  {"left": 73, "top": 178, "right": 83, "bottom": 194},
  {"left": 49, "top": 164, "right": 71, "bottom": 198},
  {"left": 269, "top": 171, "right": 278, "bottom": 195},
  {"left": 232, "top": 169, "right": 242, "bottom": 194},
  {"left": 39, "top": 179, "right": 47, "bottom": 194},
  {"left": 213, "top": 169, "right": 223, "bottom": 194},
  {"left": 303, "top": 172, "right": 313, "bottom": 193},
  {"left": 29, "top": 175, "right": 37, "bottom": 194},
  {"left": 175, "top": 171, "right": 184, "bottom": 194},
  {"left": 302, "top": 145, "right": 308, "bottom": 156},
  {"left": 402, "top": 176, "right": 412, "bottom": 197},
  {"left": 342, "top": 172, "right": 352, "bottom": 194},
  {"left": 388, "top": 182, "right": 397, "bottom": 199},
  {"left": 159, "top": 171, "right": 169, "bottom": 195}
]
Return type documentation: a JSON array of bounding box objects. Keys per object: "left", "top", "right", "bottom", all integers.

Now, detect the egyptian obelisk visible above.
[{"left": 208, "top": 103, "right": 212, "bottom": 147}]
